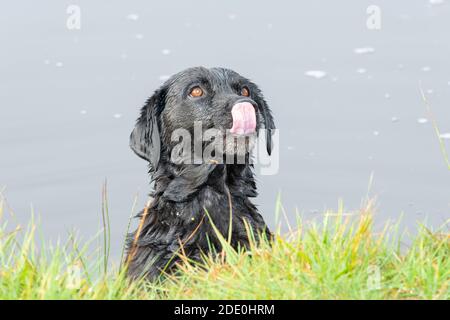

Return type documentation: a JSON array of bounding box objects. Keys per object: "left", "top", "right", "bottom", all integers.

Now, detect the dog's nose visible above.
[{"left": 230, "top": 102, "right": 257, "bottom": 135}]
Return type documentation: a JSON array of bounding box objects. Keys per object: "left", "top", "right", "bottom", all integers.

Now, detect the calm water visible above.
[{"left": 1, "top": 1, "right": 449, "bottom": 257}]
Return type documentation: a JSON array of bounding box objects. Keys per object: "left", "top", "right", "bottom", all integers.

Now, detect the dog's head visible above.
[{"left": 130, "top": 67, "right": 275, "bottom": 171}]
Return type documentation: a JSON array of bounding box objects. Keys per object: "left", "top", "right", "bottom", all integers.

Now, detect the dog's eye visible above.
[
  {"left": 240, "top": 87, "right": 250, "bottom": 97},
  {"left": 189, "top": 86, "right": 204, "bottom": 98}
]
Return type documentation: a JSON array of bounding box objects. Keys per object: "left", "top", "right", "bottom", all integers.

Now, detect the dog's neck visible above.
[{"left": 151, "top": 162, "right": 257, "bottom": 203}]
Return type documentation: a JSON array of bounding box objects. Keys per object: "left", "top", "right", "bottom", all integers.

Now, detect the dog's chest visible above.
[{"left": 163, "top": 185, "right": 251, "bottom": 228}]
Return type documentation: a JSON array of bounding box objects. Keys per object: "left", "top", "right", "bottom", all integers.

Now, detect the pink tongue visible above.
[{"left": 230, "top": 102, "right": 256, "bottom": 135}]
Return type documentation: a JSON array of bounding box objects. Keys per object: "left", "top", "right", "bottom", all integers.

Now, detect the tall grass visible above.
[
  {"left": 0, "top": 199, "right": 448, "bottom": 300},
  {"left": 419, "top": 84, "right": 450, "bottom": 171}
]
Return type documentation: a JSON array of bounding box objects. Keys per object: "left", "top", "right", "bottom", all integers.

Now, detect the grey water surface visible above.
[{"left": 0, "top": 1, "right": 449, "bottom": 258}]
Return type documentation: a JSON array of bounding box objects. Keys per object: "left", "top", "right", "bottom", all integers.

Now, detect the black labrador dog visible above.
[{"left": 126, "top": 67, "right": 275, "bottom": 280}]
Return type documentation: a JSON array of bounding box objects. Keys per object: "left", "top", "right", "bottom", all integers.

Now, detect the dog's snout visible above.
[{"left": 233, "top": 98, "right": 258, "bottom": 110}]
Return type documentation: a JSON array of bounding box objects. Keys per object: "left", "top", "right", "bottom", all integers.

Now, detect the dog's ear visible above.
[
  {"left": 130, "top": 87, "right": 167, "bottom": 172},
  {"left": 254, "top": 93, "right": 275, "bottom": 155}
]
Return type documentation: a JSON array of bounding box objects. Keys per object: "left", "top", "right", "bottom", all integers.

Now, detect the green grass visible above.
[
  {"left": 419, "top": 85, "right": 450, "bottom": 171},
  {"left": 0, "top": 200, "right": 448, "bottom": 300}
]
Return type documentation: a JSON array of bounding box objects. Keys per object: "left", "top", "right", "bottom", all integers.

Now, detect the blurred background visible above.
[{"left": 0, "top": 0, "right": 449, "bottom": 258}]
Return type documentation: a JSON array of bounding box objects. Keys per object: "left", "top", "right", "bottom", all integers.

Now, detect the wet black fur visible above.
[{"left": 125, "top": 67, "right": 275, "bottom": 280}]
